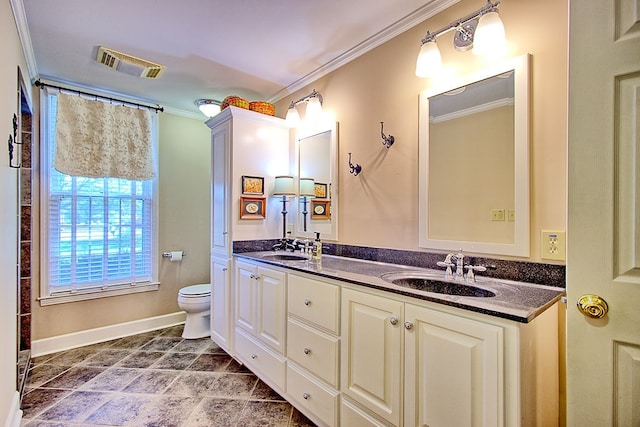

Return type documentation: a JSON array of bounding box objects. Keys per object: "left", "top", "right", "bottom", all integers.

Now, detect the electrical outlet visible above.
[
  {"left": 507, "top": 209, "right": 515, "bottom": 221},
  {"left": 541, "top": 230, "right": 566, "bottom": 261},
  {"left": 491, "top": 209, "right": 505, "bottom": 221}
]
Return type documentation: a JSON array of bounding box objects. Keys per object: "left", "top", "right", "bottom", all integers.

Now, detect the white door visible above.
[
  {"left": 567, "top": 1, "right": 640, "bottom": 425},
  {"left": 404, "top": 304, "right": 503, "bottom": 427},
  {"left": 210, "top": 255, "right": 230, "bottom": 352},
  {"left": 341, "top": 288, "right": 403, "bottom": 426}
]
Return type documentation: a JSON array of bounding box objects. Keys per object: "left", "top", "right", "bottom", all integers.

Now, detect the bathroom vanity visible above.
[{"left": 225, "top": 252, "right": 563, "bottom": 427}]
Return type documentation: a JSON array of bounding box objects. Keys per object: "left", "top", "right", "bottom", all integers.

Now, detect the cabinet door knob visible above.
[
  {"left": 389, "top": 317, "right": 399, "bottom": 325},
  {"left": 222, "top": 267, "right": 228, "bottom": 272},
  {"left": 404, "top": 321, "right": 413, "bottom": 330},
  {"left": 251, "top": 354, "right": 257, "bottom": 359},
  {"left": 303, "top": 347, "right": 311, "bottom": 355},
  {"left": 303, "top": 392, "right": 311, "bottom": 400},
  {"left": 304, "top": 299, "right": 312, "bottom": 306}
]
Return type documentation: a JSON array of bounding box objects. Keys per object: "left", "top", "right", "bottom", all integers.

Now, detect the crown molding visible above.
[
  {"left": 10, "top": 0, "right": 38, "bottom": 82},
  {"left": 269, "top": 0, "right": 459, "bottom": 103}
]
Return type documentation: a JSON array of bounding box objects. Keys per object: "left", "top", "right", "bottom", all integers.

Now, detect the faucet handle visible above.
[
  {"left": 464, "top": 265, "right": 487, "bottom": 282},
  {"left": 437, "top": 260, "right": 454, "bottom": 279}
]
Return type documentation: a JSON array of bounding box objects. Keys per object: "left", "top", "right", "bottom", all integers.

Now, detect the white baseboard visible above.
[
  {"left": 3, "top": 391, "right": 22, "bottom": 427},
  {"left": 31, "top": 312, "right": 186, "bottom": 357}
]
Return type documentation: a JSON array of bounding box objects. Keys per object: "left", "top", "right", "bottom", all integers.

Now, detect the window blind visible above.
[{"left": 45, "top": 94, "right": 154, "bottom": 294}]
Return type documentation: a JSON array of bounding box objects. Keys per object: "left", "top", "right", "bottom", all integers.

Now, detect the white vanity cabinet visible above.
[
  {"left": 234, "top": 259, "right": 287, "bottom": 391},
  {"left": 286, "top": 273, "right": 341, "bottom": 427},
  {"left": 210, "top": 255, "right": 231, "bottom": 353},
  {"left": 341, "top": 287, "right": 559, "bottom": 427},
  {"left": 207, "top": 107, "right": 289, "bottom": 354}
]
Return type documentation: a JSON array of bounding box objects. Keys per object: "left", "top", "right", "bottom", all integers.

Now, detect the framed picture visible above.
[
  {"left": 242, "top": 175, "right": 264, "bottom": 195},
  {"left": 314, "top": 182, "right": 328, "bottom": 199},
  {"left": 311, "top": 200, "right": 331, "bottom": 219},
  {"left": 240, "top": 196, "right": 266, "bottom": 219}
]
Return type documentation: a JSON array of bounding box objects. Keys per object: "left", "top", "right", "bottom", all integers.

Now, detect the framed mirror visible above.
[
  {"left": 295, "top": 122, "right": 338, "bottom": 240},
  {"left": 418, "top": 54, "right": 530, "bottom": 256}
]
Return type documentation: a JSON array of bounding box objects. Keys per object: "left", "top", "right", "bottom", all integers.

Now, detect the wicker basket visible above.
[
  {"left": 249, "top": 101, "right": 276, "bottom": 116},
  {"left": 221, "top": 96, "right": 249, "bottom": 110}
]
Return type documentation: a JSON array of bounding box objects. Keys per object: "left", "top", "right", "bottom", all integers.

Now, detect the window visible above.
[{"left": 40, "top": 93, "right": 158, "bottom": 305}]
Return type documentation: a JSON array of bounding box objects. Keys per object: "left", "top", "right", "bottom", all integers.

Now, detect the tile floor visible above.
[{"left": 21, "top": 325, "right": 316, "bottom": 427}]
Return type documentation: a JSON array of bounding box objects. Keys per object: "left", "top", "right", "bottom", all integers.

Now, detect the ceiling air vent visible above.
[{"left": 96, "top": 46, "right": 165, "bottom": 79}]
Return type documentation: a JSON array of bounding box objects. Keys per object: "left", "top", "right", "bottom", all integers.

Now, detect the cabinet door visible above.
[
  {"left": 341, "top": 288, "right": 403, "bottom": 427},
  {"left": 210, "top": 255, "right": 231, "bottom": 352},
  {"left": 211, "top": 121, "right": 230, "bottom": 257},
  {"left": 404, "top": 304, "right": 504, "bottom": 427},
  {"left": 256, "top": 266, "right": 286, "bottom": 354},
  {"left": 235, "top": 260, "right": 257, "bottom": 334}
]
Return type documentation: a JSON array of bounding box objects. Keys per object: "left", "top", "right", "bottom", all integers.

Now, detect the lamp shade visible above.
[
  {"left": 285, "top": 105, "right": 301, "bottom": 128},
  {"left": 299, "top": 178, "right": 316, "bottom": 197},
  {"left": 472, "top": 11, "right": 506, "bottom": 56},
  {"left": 195, "top": 99, "right": 221, "bottom": 117},
  {"left": 273, "top": 175, "right": 296, "bottom": 195},
  {"left": 415, "top": 40, "right": 442, "bottom": 78},
  {"left": 305, "top": 96, "right": 323, "bottom": 122}
]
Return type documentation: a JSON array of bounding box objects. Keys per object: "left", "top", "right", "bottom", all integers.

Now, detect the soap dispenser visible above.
[{"left": 312, "top": 232, "right": 322, "bottom": 261}]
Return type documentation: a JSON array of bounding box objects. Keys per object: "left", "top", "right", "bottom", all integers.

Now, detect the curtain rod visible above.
[{"left": 34, "top": 80, "right": 164, "bottom": 113}]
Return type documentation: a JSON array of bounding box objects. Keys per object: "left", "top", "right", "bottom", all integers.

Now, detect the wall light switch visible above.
[
  {"left": 541, "top": 230, "right": 566, "bottom": 261},
  {"left": 491, "top": 209, "right": 505, "bottom": 221},
  {"left": 507, "top": 209, "right": 516, "bottom": 221}
]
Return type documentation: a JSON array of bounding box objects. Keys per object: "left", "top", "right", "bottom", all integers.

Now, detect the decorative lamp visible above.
[
  {"left": 273, "top": 176, "right": 296, "bottom": 250},
  {"left": 299, "top": 178, "right": 315, "bottom": 232}
]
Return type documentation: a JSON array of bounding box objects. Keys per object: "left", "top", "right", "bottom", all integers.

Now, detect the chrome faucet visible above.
[{"left": 451, "top": 250, "right": 465, "bottom": 280}]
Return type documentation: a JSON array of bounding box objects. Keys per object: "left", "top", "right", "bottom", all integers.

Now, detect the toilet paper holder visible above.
[{"left": 162, "top": 251, "right": 186, "bottom": 258}]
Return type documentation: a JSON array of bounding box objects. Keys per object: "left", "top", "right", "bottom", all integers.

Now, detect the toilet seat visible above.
[{"left": 179, "top": 284, "right": 211, "bottom": 298}]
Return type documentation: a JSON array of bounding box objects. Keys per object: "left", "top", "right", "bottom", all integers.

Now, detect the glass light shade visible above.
[
  {"left": 472, "top": 11, "right": 506, "bottom": 56},
  {"left": 273, "top": 175, "right": 296, "bottom": 195},
  {"left": 415, "top": 40, "right": 442, "bottom": 78},
  {"left": 305, "top": 96, "right": 323, "bottom": 122},
  {"left": 285, "top": 105, "right": 301, "bottom": 127},
  {"left": 299, "top": 178, "right": 316, "bottom": 197},
  {"left": 196, "top": 99, "right": 221, "bottom": 117}
]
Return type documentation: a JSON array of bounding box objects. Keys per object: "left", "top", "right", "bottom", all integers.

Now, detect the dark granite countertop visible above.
[{"left": 234, "top": 251, "right": 565, "bottom": 324}]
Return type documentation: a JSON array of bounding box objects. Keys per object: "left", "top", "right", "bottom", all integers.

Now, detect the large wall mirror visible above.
[
  {"left": 295, "top": 122, "right": 338, "bottom": 240},
  {"left": 418, "top": 54, "right": 530, "bottom": 256}
]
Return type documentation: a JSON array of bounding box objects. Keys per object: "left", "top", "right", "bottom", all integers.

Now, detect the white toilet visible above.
[{"left": 177, "top": 284, "right": 211, "bottom": 339}]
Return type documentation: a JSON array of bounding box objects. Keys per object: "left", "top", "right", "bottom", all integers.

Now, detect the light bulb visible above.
[
  {"left": 285, "top": 105, "right": 301, "bottom": 128},
  {"left": 415, "top": 40, "right": 442, "bottom": 78},
  {"left": 305, "top": 96, "right": 323, "bottom": 122},
  {"left": 472, "top": 11, "right": 506, "bottom": 56}
]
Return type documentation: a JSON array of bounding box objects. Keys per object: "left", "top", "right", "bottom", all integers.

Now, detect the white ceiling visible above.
[{"left": 17, "top": 0, "right": 456, "bottom": 117}]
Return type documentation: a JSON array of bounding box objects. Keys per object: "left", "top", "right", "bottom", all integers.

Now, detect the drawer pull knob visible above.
[
  {"left": 303, "top": 347, "right": 311, "bottom": 355},
  {"left": 304, "top": 299, "right": 312, "bottom": 306},
  {"left": 303, "top": 392, "right": 311, "bottom": 400},
  {"left": 251, "top": 354, "right": 257, "bottom": 359},
  {"left": 404, "top": 321, "right": 414, "bottom": 330},
  {"left": 389, "top": 317, "right": 399, "bottom": 325}
]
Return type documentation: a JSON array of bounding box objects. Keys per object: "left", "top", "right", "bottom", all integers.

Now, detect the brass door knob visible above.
[{"left": 577, "top": 294, "right": 608, "bottom": 319}]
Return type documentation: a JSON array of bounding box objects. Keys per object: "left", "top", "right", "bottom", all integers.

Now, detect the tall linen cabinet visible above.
[{"left": 207, "top": 106, "right": 290, "bottom": 355}]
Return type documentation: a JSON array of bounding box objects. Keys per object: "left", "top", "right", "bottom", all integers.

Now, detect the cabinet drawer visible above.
[
  {"left": 287, "top": 363, "right": 339, "bottom": 427},
  {"left": 287, "top": 319, "right": 339, "bottom": 388},
  {"left": 288, "top": 274, "right": 339, "bottom": 334},
  {"left": 235, "top": 328, "right": 285, "bottom": 391}
]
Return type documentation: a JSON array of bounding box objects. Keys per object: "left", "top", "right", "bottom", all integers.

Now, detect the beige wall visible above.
[
  {"left": 275, "top": 0, "right": 568, "bottom": 262},
  {"left": 30, "top": 112, "right": 211, "bottom": 340},
  {"left": 1, "top": 0, "right": 30, "bottom": 421}
]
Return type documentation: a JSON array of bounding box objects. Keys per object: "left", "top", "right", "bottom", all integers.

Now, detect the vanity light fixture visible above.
[
  {"left": 415, "top": 0, "right": 506, "bottom": 78},
  {"left": 195, "top": 99, "right": 221, "bottom": 117},
  {"left": 380, "top": 122, "right": 395, "bottom": 148},
  {"left": 348, "top": 153, "right": 362, "bottom": 176},
  {"left": 299, "top": 177, "right": 316, "bottom": 232},
  {"left": 285, "top": 89, "right": 323, "bottom": 128},
  {"left": 273, "top": 175, "right": 296, "bottom": 250}
]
